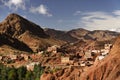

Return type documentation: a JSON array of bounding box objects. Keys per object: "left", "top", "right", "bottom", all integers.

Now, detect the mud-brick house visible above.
[
  {"left": 9, "top": 54, "right": 17, "bottom": 60},
  {"left": 47, "top": 45, "right": 60, "bottom": 53},
  {"left": 95, "top": 55, "right": 105, "bottom": 61},
  {"left": 80, "top": 62, "right": 85, "bottom": 67},
  {"left": 84, "top": 50, "right": 93, "bottom": 60},
  {"left": 104, "top": 44, "right": 112, "bottom": 50},
  {"left": 61, "top": 57, "right": 70, "bottom": 63},
  {"left": 91, "top": 50, "right": 100, "bottom": 53},
  {"left": 0, "top": 56, "right": 2, "bottom": 60},
  {"left": 26, "top": 62, "right": 39, "bottom": 71},
  {"left": 101, "top": 49, "right": 109, "bottom": 56},
  {"left": 21, "top": 54, "right": 30, "bottom": 61}
]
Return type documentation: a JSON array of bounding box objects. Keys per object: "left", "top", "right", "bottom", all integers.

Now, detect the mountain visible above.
[
  {"left": 85, "top": 30, "right": 118, "bottom": 41},
  {"left": 44, "top": 28, "right": 78, "bottom": 42},
  {"left": 44, "top": 28, "right": 88, "bottom": 42},
  {"left": 0, "top": 13, "right": 119, "bottom": 53},
  {"left": 45, "top": 28, "right": 119, "bottom": 42},
  {"left": 0, "top": 13, "right": 49, "bottom": 38},
  {"left": 79, "top": 35, "right": 120, "bottom": 80},
  {"left": 0, "top": 13, "right": 63, "bottom": 53},
  {"left": 44, "top": 28, "right": 65, "bottom": 39}
]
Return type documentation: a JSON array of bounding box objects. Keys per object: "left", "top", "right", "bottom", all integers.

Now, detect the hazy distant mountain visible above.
[
  {"left": 45, "top": 28, "right": 119, "bottom": 42},
  {"left": 44, "top": 28, "right": 65, "bottom": 39},
  {"left": 0, "top": 13, "right": 63, "bottom": 53},
  {"left": 44, "top": 28, "right": 88, "bottom": 42},
  {"left": 85, "top": 30, "right": 119, "bottom": 41}
]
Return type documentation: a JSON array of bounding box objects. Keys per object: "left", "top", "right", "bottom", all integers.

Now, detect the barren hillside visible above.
[{"left": 0, "top": 13, "right": 63, "bottom": 53}]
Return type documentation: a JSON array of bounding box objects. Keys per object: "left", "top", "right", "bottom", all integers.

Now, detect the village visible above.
[{"left": 0, "top": 43, "right": 112, "bottom": 71}]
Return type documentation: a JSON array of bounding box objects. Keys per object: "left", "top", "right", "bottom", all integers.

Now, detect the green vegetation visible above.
[{"left": 0, "top": 63, "right": 44, "bottom": 80}]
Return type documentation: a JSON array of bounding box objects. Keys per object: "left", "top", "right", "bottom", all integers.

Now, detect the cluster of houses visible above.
[
  {"left": 0, "top": 43, "right": 112, "bottom": 71},
  {"left": 0, "top": 54, "right": 41, "bottom": 71},
  {"left": 60, "top": 43, "right": 112, "bottom": 67},
  {"left": 60, "top": 57, "right": 93, "bottom": 67},
  {"left": 31, "top": 43, "right": 112, "bottom": 69},
  {"left": 0, "top": 54, "right": 30, "bottom": 64}
]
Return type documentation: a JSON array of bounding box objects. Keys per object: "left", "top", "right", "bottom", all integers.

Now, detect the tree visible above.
[
  {"left": 25, "top": 71, "right": 33, "bottom": 80},
  {"left": 8, "top": 68, "right": 17, "bottom": 80},
  {"left": 17, "top": 66, "right": 27, "bottom": 80},
  {"left": 0, "top": 65, "right": 8, "bottom": 80},
  {"left": 33, "top": 64, "right": 44, "bottom": 80}
]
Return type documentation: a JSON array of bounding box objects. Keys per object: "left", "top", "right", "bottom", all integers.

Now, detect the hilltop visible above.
[
  {"left": 45, "top": 28, "right": 119, "bottom": 42},
  {"left": 0, "top": 13, "right": 63, "bottom": 54}
]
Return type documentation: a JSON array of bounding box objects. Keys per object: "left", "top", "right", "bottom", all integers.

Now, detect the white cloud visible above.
[
  {"left": 30, "top": 4, "right": 52, "bottom": 17},
  {"left": 76, "top": 10, "right": 120, "bottom": 32},
  {"left": 112, "top": 10, "right": 120, "bottom": 16},
  {"left": 1, "top": 0, "right": 26, "bottom": 10},
  {"left": 74, "top": 11, "right": 81, "bottom": 16}
]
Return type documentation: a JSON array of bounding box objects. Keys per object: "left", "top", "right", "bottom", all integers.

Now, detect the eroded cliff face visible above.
[
  {"left": 40, "top": 36, "right": 120, "bottom": 80},
  {"left": 40, "top": 68, "right": 83, "bottom": 80},
  {"left": 80, "top": 36, "right": 120, "bottom": 80}
]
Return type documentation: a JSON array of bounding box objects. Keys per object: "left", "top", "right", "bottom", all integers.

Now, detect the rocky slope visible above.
[
  {"left": 45, "top": 28, "right": 119, "bottom": 42},
  {"left": 79, "top": 36, "right": 120, "bottom": 80},
  {"left": 0, "top": 13, "right": 63, "bottom": 53},
  {"left": 40, "top": 35, "right": 120, "bottom": 80}
]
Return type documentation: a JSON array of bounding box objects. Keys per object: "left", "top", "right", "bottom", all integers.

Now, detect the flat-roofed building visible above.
[
  {"left": 84, "top": 50, "right": 92, "bottom": 59},
  {"left": 61, "top": 57, "right": 70, "bottom": 63}
]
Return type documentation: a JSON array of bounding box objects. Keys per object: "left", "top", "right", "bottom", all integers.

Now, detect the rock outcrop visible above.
[
  {"left": 0, "top": 13, "right": 63, "bottom": 53},
  {"left": 80, "top": 36, "right": 120, "bottom": 80}
]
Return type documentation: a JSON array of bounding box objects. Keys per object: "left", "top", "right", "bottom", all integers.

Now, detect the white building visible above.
[
  {"left": 104, "top": 44, "right": 112, "bottom": 50},
  {"left": 26, "top": 62, "right": 39, "bottom": 71},
  {"left": 101, "top": 49, "right": 109, "bottom": 56},
  {"left": 98, "top": 56, "right": 105, "bottom": 60},
  {"left": 91, "top": 50, "right": 100, "bottom": 53},
  {"left": 0, "top": 56, "right": 2, "bottom": 60}
]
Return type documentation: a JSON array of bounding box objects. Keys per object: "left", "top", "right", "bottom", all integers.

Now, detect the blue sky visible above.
[{"left": 0, "top": 0, "right": 120, "bottom": 31}]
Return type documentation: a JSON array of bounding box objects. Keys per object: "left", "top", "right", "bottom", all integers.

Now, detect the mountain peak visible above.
[
  {"left": 0, "top": 13, "right": 61, "bottom": 52},
  {"left": 7, "top": 13, "right": 22, "bottom": 18},
  {"left": 0, "top": 13, "right": 49, "bottom": 38},
  {"left": 5, "top": 13, "right": 24, "bottom": 21},
  {"left": 7, "top": 13, "right": 21, "bottom": 17}
]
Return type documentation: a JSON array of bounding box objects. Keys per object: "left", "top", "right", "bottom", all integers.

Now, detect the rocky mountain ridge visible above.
[
  {"left": 45, "top": 28, "right": 119, "bottom": 42},
  {"left": 0, "top": 13, "right": 63, "bottom": 53}
]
